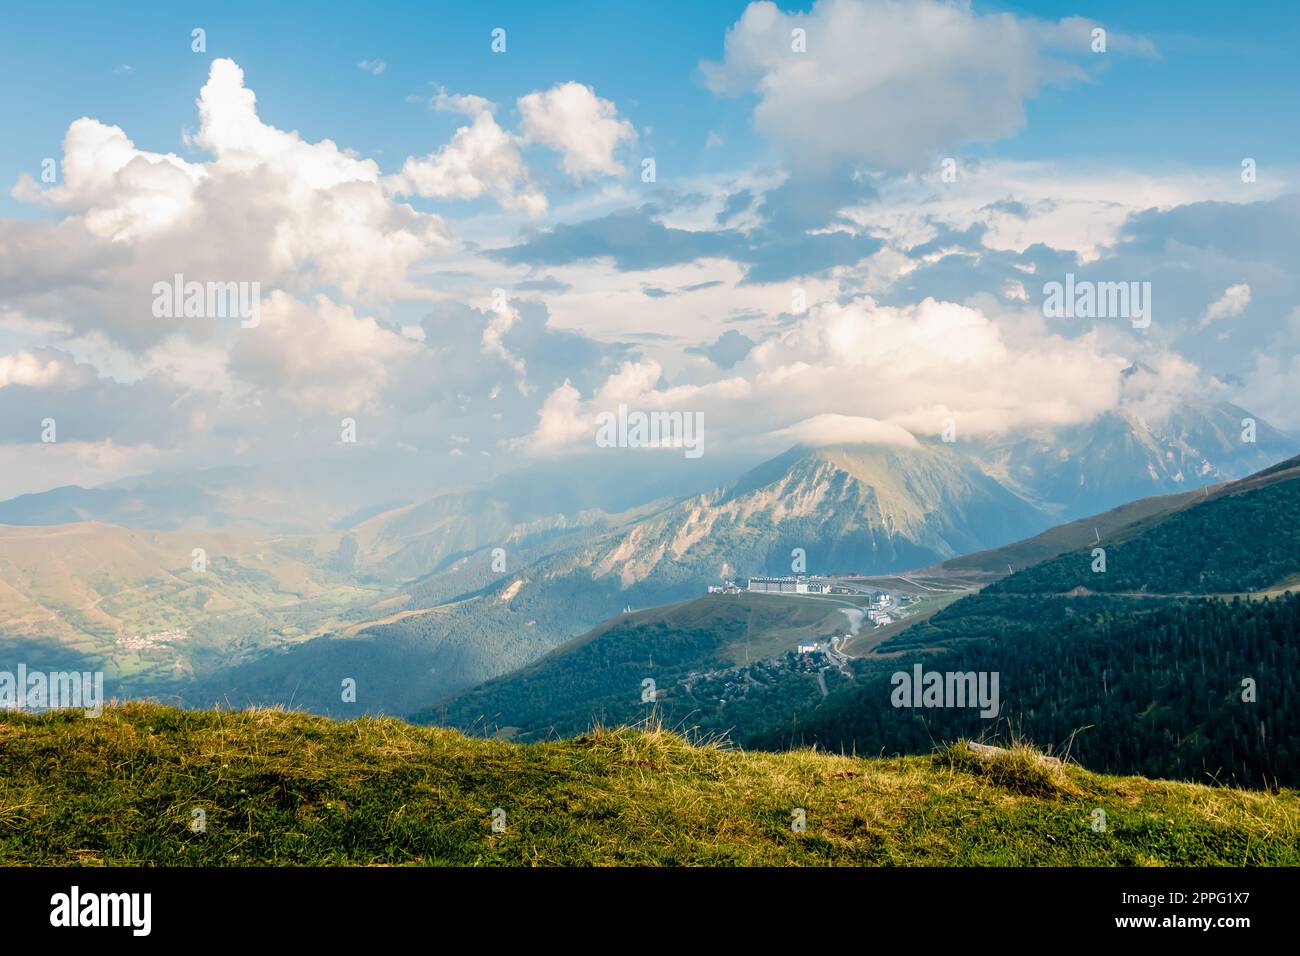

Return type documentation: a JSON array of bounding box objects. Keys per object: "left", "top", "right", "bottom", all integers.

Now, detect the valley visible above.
[{"left": 0, "top": 521, "right": 381, "bottom": 692}]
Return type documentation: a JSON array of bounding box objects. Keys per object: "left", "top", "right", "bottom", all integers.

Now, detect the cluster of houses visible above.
[
  {"left": 680, "top": 641, "right": 842, "bottom": 705},
  {"left": 868, "top": 593, "right": 896, "bottom": 626},
  {"left": 115, "top": 628, "right": 188, "bottom": 652}
]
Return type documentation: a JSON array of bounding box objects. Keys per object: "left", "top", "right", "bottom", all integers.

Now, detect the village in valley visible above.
[{"left": 682, "top": 574, "right": 927, "bottom": 706}]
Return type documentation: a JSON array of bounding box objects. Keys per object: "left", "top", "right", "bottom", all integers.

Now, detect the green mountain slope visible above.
[
  {"left": 1, "top": 703, "right": 1295, "bottom": 866},
  {"left": 417, "top": 592, "right": 867, "bottom": 738},
  {"left": 936, "top": 484, "right": 1210, "bottom": 576},
  {"left": 759, "top": 593, "right": 1300, "bottom": 786},
  {"left": 983, "top": 454, "right": 1300, "bottom": 595}
]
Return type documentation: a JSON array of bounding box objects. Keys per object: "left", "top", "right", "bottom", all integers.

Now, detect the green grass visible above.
[
  {"left": 713, "top": 592, "right": 870, "bottom": 664},
  {"left": 1, "top": 703, "right": 1296, "bottom": 866}
]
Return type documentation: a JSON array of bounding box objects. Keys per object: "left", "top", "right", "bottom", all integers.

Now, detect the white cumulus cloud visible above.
[
  {"left": 518, "top": 82, "right": 635, "bottom": 179},
  {"left": 387, "top": 100, "right": 546, "bottom": 216},
  {"left": 702, "top": 0, "right": 1147, "bottom": 172}
]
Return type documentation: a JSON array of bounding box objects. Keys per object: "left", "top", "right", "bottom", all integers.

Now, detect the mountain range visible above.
[{"left": 0, "top": 394, "right": 1294, "bottom": 725}]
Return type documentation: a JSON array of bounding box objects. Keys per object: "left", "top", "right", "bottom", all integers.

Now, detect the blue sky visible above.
[
  {"left": 1, "top": 0, "right": 770, "bottom": 218},
  {"left": 0, "top": 0, "right": 1297, "bottom": 498},
  {"left": 4, "top": 0, "right": 1298, "bottom": 221}
]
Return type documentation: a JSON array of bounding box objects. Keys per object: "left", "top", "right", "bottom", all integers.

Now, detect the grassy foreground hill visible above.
[{"left": 1, "top": 703, "right": 1297, "bottom": 866}]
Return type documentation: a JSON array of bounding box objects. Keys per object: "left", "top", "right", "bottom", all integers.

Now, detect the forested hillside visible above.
[
  {"left": 760, "top": 593, "right": 1299, "bottom": 787},
  {"left": 759, "top": 461, "right": 1300, "bottom": 787},
  {"left": 985, "top": 461, "right": 1300, "bottom": 595}
]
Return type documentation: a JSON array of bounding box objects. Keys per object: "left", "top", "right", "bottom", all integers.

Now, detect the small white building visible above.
[{"left": 747, "top": 576, "right": 798, "bottom": 593}]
